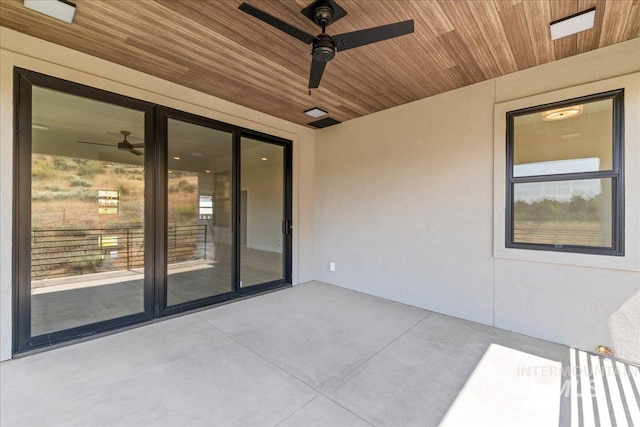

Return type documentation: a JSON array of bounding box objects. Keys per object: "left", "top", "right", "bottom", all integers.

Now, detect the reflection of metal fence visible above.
[{"left": 31, "top": 224, "right": 207, "bottom": 280}]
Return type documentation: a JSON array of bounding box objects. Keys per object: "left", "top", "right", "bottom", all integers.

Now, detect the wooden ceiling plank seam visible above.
[
  {"left": 622, "top": 1, "right": 640, "bottom": 39},
  {"left": 466, "top": 1, "right": 518, "bottom": 75},
  {"left": 598, "top": 0, "right": 634, "bottom": 47},
  {"left": 437, "top": 0, "right": 501, "bottom": 80},
  {"left": 495, "top": 2, "right": 538, "bottom": 70},
  {"left": 576, "top": 0, "right": 606, "bottom": 53},
  {"left": 438, "top": 30, "right": 487, "bottom": 86},
  {"left": 520, "top": 0, "right": 556, "bottom": 65}
]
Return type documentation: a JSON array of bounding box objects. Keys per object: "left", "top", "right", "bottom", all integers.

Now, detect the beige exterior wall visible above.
[
  {"left": 0, "top": 28, "right": 316, "bottom": 361},
  {"left": 314, "top": 39, "right": 640, "bottom": 364}
]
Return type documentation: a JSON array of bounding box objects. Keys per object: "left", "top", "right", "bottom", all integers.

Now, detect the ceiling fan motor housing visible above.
[
  {"left": 313, "top": 5, "right": 334, "bottom": 27},
  {"left": 313, "top": 34, "right": 335, "bottom": 62}
]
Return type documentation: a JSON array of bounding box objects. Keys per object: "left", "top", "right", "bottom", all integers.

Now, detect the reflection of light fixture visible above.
[
  {"left": 561, "top": 132, "right": 581, "bottom": 139},
  {"left": 32, "top": 123, "right": 49, "bottom": 130},
  {"left": 304, "top": 107, "right": 328, "bottom": 118},
  {"left": 168, "top": 171, "right": 173, "bottom": 174},
  {"left": 542, "top": 105, "right": 583, "bottom": 121},
  {"left": 24, "top": 0, "right": 76, "bottom": 23},
  {"left": 261, "top": 157, "right": 268, "bottom": 161},
  {"left": 550, "top": 7, "right": 595, "bottom": 40},
  {"left": 173, "top": 156, "right": 180, "bottom": 160},
  {"left": 191, "top": 152, "right": 203, "bottom": 157},
  {"left": 205, "top": 170, "right": 211, "bottom": 173}
]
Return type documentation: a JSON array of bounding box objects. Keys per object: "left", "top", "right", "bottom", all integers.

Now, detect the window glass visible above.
[
  {"left": 513, "top": 99, "right": 613, "bottom": 177},
  {"left": 513, "top": 178, "right": 612, "bottom": 247},
  {"left": 166, "top": 118, "right": 233, "bottom": 306},
  {"left": 31, "top": 86, "right": 145, "bottom": 335}
]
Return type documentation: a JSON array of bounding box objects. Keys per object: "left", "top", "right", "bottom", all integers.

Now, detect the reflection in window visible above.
[
  {"left": 513, "top": 179, "right": 612, "bottom": 247},
  {"left": 30, "top": 86, "right": 146, "bottom": 335},
  {"left": 166, "top": 118, "right": 233, "bottom": 306}
]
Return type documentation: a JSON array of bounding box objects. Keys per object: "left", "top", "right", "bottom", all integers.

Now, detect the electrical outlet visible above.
[{"left": 329, "top": 262, "right": 336, "bottom": 272}]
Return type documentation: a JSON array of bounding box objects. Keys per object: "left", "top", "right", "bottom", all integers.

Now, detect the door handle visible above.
[{"left": 282, "top": 219, "right": 292, "bottom": 235}]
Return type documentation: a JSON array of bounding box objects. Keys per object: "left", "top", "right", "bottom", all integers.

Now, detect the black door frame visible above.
[
  {"left": 236, "top": 130, "right": 293, "bottom": 296},
  {"left": 13, "top": 68, "right": 156, "bottom": 353},
  {"left": 12, "top": 68, "right": 293, "bottom": 354}
]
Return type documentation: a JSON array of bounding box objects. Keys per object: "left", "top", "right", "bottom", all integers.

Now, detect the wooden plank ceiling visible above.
[{"left": 1, "top": 0, "right": 638, "bottom": 127}]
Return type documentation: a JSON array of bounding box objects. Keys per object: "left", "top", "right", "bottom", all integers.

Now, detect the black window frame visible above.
[{"left": 505, "top": 89, "right": 624, "bottom": 256}]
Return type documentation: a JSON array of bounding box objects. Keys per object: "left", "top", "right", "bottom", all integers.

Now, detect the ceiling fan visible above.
[
  {"left": 77, "top": 130, "right": 143, "bottom": 156},
  {"left": 239, "top": 0, "right": 414, "bottom": 89}
]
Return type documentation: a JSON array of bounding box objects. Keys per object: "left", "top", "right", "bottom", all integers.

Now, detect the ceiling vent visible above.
[{"left": 308, "top": 117, "right": 341, "bottom": 128}]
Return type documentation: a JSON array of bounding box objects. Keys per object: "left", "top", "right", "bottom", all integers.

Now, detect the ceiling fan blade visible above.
[
  {"left": 239, "top": 3, "right": 317, "bottom": 45},
  {"left": 77, "top": 140, "right": 114, "bottom": 147},
  {"left": 309, "top": 58, "right": 327, "bottom": 89},
  {"left": 334, "top": 20, "right": 414, "bottom": 52},
  {"left": 131, "top": 143, "right": 144, "bottom": 148},
  {"left": 130, "top": 149, "right": 143, "bottom": 156}
]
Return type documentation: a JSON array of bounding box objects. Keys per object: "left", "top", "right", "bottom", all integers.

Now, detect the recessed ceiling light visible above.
[
  {"left": 304, "top": 107, "right": 328, "bottom": 118},
  {"left": 191, "top": 152, "right": 203, "bottom": 157},
  {"left": 173, "top": 156, "right": 180, "bottom": 160},
  {"left": 550, "top": 7, "right": 595, "bottom": 40},
  {"left": 31, "top": 123, "right": 49, "bottom": 130},
  {"left": 168, "top": 170, "right": 173, "bottom": 174},
  {"left": 261, "top": 157, "right": 268, "bottom": 161},
  {"left": 24, "top": 0, "right": 76, "bottom": 24},
  {"left": 542, "top": 105, "right": 583, "bottom": 121},
  {"left": 205, "top": 170, "right": 211, "bottom": 173}
]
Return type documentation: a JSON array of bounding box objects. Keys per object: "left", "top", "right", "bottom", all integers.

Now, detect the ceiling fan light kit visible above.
[{"left": 239, "top": 0, "right": 414, "bottom": 89}]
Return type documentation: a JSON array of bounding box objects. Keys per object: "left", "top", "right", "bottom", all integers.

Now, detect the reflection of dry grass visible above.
[
  {"left": 514, "top": 221, "right": 607, "bottom": 246},
  {"left": 31, "top": 156, "right": 198, "bottom": 229}
]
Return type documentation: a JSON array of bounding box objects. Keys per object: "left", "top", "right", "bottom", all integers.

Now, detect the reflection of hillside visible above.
[
  {"left": 32, "top": 154, "right": 200, "bottom": 229},
  {"left": 32, "top": 154, "right": 145, "bottom": 229},
  {"left": 31, "top": 154, "right": 203, "bottom": 280}
]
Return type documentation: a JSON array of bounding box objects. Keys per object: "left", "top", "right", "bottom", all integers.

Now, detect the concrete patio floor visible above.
[{"left": 1, "top": 281, "right": 638, "bottom": 426}]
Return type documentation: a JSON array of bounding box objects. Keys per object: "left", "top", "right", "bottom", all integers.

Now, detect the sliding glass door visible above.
[
  {"left": 14, "top": 69, "right": 155, "bottom": 351},
  {"left": 239, "top": 136, "right": 291, "bottom": 288},
  {"left": 164, "top": 117, "right": 234, "bottom": 307},
  {"left": 14, "top": 69, "right": 292, "bottom": 354}
]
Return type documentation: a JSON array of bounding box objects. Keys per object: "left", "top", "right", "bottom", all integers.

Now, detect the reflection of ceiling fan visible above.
[
  {"left": 77, "top": 130, "right": 143, "bottom": 156},
  {"left": 239, "top": 0, "right": 414, "bottom": 89}
]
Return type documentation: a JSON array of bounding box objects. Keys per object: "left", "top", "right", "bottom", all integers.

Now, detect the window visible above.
[{"left": 506, "top": 90, "right": 624, "bottom": 255}]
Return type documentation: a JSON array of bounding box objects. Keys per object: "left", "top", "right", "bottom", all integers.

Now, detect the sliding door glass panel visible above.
[
  {"left": 166, "top": 119, "right": 233, "bottom": 305},
  {"left": 31, "top": 87, "right": 146, "bottom": 336},
  {"left": 240, "top": 137, "right": 285, "bottom": 287}
]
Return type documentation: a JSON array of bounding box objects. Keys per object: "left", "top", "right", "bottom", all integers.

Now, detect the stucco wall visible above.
[
  {"left": 314, "top": 39, "right": 640, "bottom": 363},
  {"left": 0, "top": 27, "right": 316, "bottom": 361}
]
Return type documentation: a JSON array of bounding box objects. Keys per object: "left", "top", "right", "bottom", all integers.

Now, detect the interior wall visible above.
[
  {"left": 0, "top": 27, "right": 316, "bottom": 362},
  {"left": 242, "top": 162, "right": 284, "bottom": 252},
  {"left": 314, "top": 39, "right": 640, "bottom": 364}
]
